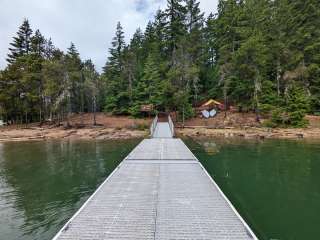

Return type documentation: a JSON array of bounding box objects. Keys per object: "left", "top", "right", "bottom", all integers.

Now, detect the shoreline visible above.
[
  {"left": 176, "top": 126, "right": 320, "bottom": 140},
  {"left": 0, "top": 126, "right": 148, "bottom": 142},
  {"left": 1, "top": 125, "right": 320, "bottom": 143}
]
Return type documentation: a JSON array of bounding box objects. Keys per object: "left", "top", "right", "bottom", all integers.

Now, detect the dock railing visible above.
[
  {"left": 168, "top": 114, "right": 175, "bottom": 137},
  {"left": 150, "top": 115, "right": 158, "bottom": 137}
]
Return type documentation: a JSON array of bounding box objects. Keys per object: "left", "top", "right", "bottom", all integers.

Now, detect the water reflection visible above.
[
  {"left": 194, "top": 138, "right": 220, "bottom": 155},
  {"left": 0, "top": 139, "right": 140, "bottom": 240}
]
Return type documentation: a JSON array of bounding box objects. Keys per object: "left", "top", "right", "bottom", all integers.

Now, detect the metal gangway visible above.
[
  {"left": 150, "top": 114, "right": 174, "bottom": 138},
  {"left": 53, "top": 114, "right": 257, "bottom": 240}
]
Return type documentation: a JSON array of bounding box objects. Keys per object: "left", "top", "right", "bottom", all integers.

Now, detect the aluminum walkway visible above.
[
  {"left": 152, "top": 122, "right": 172, "bottom": 138},
  {"left": 53, "top": 117, "right": 257, "bottom": 240}
]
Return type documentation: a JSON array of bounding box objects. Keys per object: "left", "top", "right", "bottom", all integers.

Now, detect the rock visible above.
[{"left": 296, "top": 133, "right": 304, "bottom": 139}]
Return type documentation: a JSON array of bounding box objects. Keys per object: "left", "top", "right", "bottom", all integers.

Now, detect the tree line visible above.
[
  {"left": 1, "top": 0, "right": 320, "bottom": 127},
  {"left": 0, "top": 20, "right": 104, "bottom": 125}
]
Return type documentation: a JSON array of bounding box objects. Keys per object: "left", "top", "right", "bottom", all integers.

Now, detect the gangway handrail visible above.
[
  {"left": 168, "top": 114, "right": 174, "bottom": 137},
  {"left": 150, "top": 115, "right": 158, "bottom": 137}
]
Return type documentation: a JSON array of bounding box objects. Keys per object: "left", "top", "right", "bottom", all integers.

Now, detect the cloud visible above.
[{"left": 0, "top": 0, "right": 218, "bottom": 72}]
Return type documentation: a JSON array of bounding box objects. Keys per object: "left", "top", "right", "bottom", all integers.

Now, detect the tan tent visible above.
[{"left": 202, "top": 99, "right": 222, "bottom": 107}]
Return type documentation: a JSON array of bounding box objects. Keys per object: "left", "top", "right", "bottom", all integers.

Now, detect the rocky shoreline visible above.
[
  {"left": 0, "top": 127, "right": 148, "bottom": 142},
  {"left": 1, "top": 125, "right": 320, "bottom": 143},
  {"left": 176, "top": 126, "right": 320, "bottom": 140}
]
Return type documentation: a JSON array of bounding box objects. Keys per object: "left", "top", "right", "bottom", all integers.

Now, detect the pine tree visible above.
[
  {"left": 185, "top": 0, "right": 204, "bottom": 33},
  {"left": 7, "top": 19, "right": 33, "bottom": 63},
  {"left": 104, "top": 22, "right": 128, "bottom": 114},
  {"left": 44, "top": 38, "right": 56, "bottom": 60},
  {"left": 42, "top": 54, "right": 67, "bottom": 122},
  {"left": 231, "top": 0, "right": 270, "bottom": 116},
  {"left": 29, "top": 29, "right": 47, "bottom": 122},
  {"left": 31, "top": 30, "right": 46, "bottom": 57},
  {"left": 83, "top": 60, "right": 101, "bottom": 125},
  {"left": 104, "top": 22, "right": 125, "bottom": 75},
  {"left": 129, "top": 28, "right": 145, "bottom": 82},
  {"left": 288, "top": 0, "right": 320, "bottom": 111},
  {"left": 65, "top": 42, "right": 83, "bottom": 113},
  {"left": 130, "top": 54, "right": 164, "bottom": 116},
  {"left": 202, "top": 14, "right": 219, "bottom": 95},
  {"left": 185, "top": 0, "right": 204, "bottom": 101},
  {"left": 165, "top": 0, "right": 187, "bottom": 60},
  {"left": 214, "top": 0, "right": 242, "bottom": 113},
  {"left": 154, "top": 10, "right": 167, "bottom": 58}
]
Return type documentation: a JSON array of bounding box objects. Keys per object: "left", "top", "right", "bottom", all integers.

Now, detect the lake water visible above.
[
  {"left": 0, "top": 138, "right": 319, "bottom": 240},
  {"left": 0, "top": 139, "right": 140, "bottom": 240},
  {"left": 185, "top": 137, "right": 320, "bottom": 240}
]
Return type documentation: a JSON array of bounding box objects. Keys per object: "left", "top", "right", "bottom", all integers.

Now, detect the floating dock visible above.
[{"left": 53, "top": 117, "right": 257, "bottom": 240}]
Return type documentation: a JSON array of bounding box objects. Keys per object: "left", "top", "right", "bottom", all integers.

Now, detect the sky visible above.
[{"left": 0, "top": 0, "right": 218, "bottom": 72}]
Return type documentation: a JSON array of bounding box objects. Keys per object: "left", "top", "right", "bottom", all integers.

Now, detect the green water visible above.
[
  {"left": 0, "top": 139, "right": 140, "bottom": 240},
  {"left": 185, "top": 137, "right": 320, "bottom": 240},
  {"left": 0, "top": 138, "right": 319, "bottom": 240}
]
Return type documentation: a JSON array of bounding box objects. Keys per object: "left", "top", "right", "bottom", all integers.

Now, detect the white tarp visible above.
[
  {"left": 209, "top": 109, "right": 217, "bottom": 117},
  {"left": 201, "top": 110, "right": 210, "bottom": 118}
]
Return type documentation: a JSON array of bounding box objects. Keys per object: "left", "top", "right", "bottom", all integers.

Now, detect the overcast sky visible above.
[{"left": 0, "top": 0, "right": 218, "bottom": 71}]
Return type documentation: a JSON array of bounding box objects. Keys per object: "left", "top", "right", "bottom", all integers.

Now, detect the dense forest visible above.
[{"left": 1, "top": 0, "right": 320, "bottom": 127}]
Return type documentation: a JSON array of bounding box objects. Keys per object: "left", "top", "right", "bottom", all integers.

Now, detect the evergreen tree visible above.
[
  {"left": 31, "top": 29, "right": 46, "bottom": 57},
  {"left": 7, "top": 19, "right": 33, "bottom": 63},
  {"left": 130, "top": 54, "right": 165, "bottom": 116},
  {"left": 83, "top": 60, "right": 101, "bottom": 125},
  {"left": 29, "top": 29, "right": 46, "bottom": 121},
  {"left": 154, "top": 10, "right": 167, "bottom": 58},
  {"left": 214, "top": 0, "right": 242, "bottom": 112},
  {"left": 202, "top": 14, "right": 219, "bottom": 96},
  {"left": 103, "top": 22, "right": 128, "bottom": 114},
  {"left": 42, "top": 53, "right": 67, "bottom": 121},
  {"left": 184, "top": 0, "right": 204, "bottom": 101},
  {"left": 129, "top": 28, "right": 145, "bottom": 83},
  {"left": 65, "top": 42, "right": 83, "bottom": 113},
  {"left": 165, "top": 0, "right": 187, "bottom": 60},
  {"left": 2, "top": 3, "right": 320, "bottom": 126},
  {"left": 289, "top": 0, "right": 320, "bottom": 111},
  {"left": 44, "top": 38, "right": 56, "bottom": 60},
  {"left": 104, "top": 22, "right": 125, "bottom": 75},
  {"left": 2, "top": 19, "right": 102, "bottom": 124}
]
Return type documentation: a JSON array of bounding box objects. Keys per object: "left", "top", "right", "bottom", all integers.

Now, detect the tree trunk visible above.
[
  {"left": 39, "top": 106, "right": 42, "bottom": 125},
  {"left": 224, "top": 87, "right": 228, "bottom": 118},
  {"left": 67, "top": 94, "right": 71, "bottom": 128},
  {"left": 93, "top": 96, "right": 97, "bottom": 126},
  {"left": 182, "top": 105, "right": 185, "bottom": 128},
  {"left": 254, "top": 70, "right": 261, "bottom": 123},
  {"left": 276, "top": 58, "right": 281, "bottom": 97},
  {"left": 25, "top": 111, "right": 28, "bottom": 128}
]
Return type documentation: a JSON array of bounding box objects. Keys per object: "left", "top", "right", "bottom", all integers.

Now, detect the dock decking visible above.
[{"left": 53, "top": 119, "right": 257, "bottom": 240}]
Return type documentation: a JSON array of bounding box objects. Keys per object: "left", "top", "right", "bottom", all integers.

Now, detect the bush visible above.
[
  {"left": 264, "top": 87, "right": 310, "bottom": 128},
  {"left": 268, "top": 108, "right": 308, "bottom": 128},
  {"left": 288, "top": 111, "right": 309, "bottom": 127},
  {"left": 259, "top": 103, "right": 275, "bottom": 114}
]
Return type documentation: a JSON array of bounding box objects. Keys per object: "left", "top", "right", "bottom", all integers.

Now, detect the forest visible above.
[{"left": 0, "top": 0, "right": 319, "bottom": 127}]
